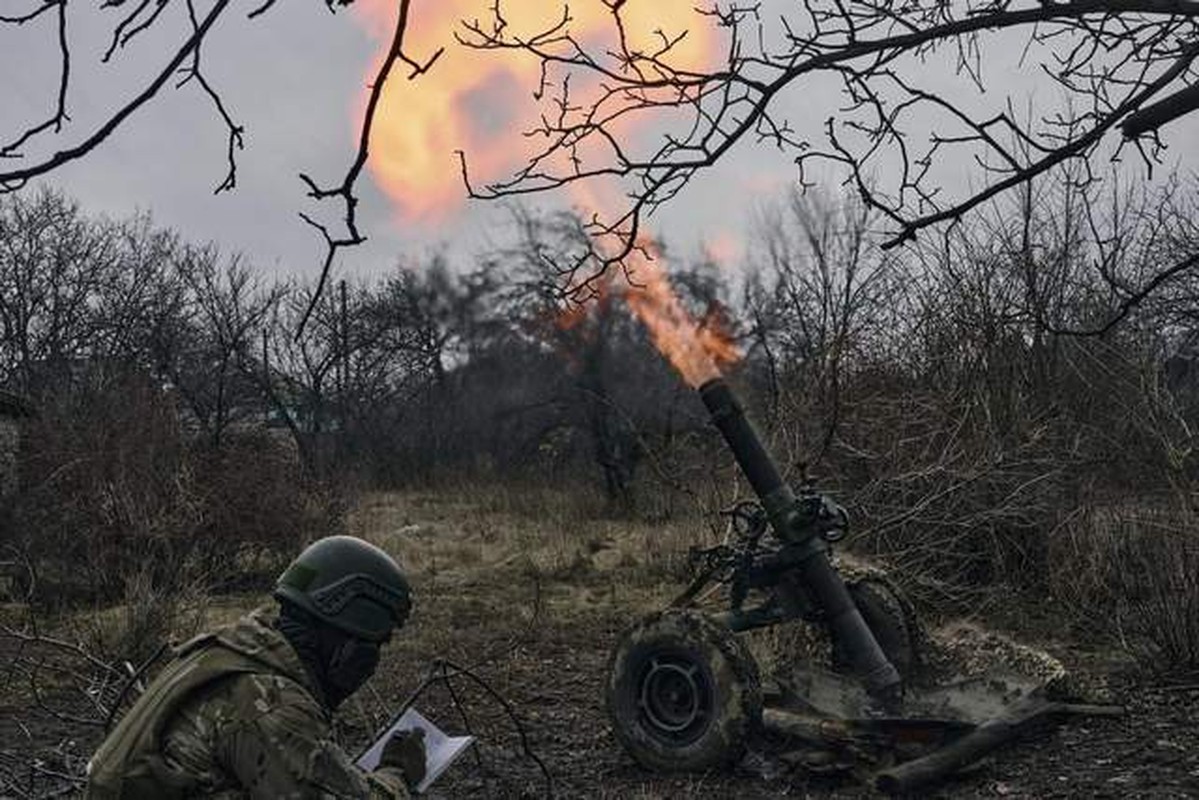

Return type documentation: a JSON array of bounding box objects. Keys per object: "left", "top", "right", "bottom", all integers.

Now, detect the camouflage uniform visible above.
[{"left": 85, "top": 608, "right": 410, "bottom": 799}]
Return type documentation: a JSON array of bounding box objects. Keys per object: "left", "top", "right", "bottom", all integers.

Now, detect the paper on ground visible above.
[{"left": 356, "top": 707, "right": 475, "bottom": 794}]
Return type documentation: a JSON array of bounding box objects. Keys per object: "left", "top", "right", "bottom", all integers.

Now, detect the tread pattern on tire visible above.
[{"left": 606, "top": 609, "right": 762, "bottom": 773}]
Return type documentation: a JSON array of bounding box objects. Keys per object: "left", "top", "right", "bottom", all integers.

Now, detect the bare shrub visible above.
[
  {"left": 12, "top": 367, "right": 193, "bottom": 603},
  {"left": 7, "top": 366, "right": 345, "bottom": 608},
  {"left": 1051, "top": 505, "right": 1199, "bottom": 670},
  {"left": 71, "top": 568, "right": 206, "bottom": 668},
  {"left": 1122, "top": 526, "right": 1199, "bottom": 670},
  {"left": 187, "top": 430, "right": 345, "bottom": 592}
]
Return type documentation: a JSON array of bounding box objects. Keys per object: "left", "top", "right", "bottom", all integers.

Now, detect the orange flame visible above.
[
  {"left": 553, "top": 175, "right": 741, "bottom": 387},
  {"left": 355, "top": 2, "right": 739, "bottom": 384},
  {"left": 621, "top": 244, "right": 740, "bottom": 387},
  {"left": 550, "top": 248, "right": 741, "bottom": 387},
  {"left": 353, "top": 0, "right": 718, "bottom": 221}
]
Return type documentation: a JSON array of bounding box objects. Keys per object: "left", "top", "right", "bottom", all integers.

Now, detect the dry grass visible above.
[
  {"left": 1047, "top": 503, "right": 1199, "bottom": 669},
  {"left": 22, "top": 478, "right": 1196, "bottom": 705},
  {"left": 345, "top": 482, "right": 716, "bottom": 614}
]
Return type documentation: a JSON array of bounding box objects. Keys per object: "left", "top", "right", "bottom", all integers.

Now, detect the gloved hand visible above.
[{"left": 379, "top": 728, "right": 427, "bottom": 789}]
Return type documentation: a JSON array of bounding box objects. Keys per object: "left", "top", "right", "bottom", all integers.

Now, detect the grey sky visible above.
[{"left": 3, "top": 1, "right": 1197, "bottom": 286}]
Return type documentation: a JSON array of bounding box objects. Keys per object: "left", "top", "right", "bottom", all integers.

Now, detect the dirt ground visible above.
[
  {"left": 4, "top": 486, "right": 1199, "bottom": 798},
  {"left": 351, "top": 488, "right": 1199, "bottom": 799}
]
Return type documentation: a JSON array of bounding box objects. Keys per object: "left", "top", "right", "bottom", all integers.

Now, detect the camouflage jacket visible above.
[{"left": 85, "top": 608, "right": 410, "bottom": 800}]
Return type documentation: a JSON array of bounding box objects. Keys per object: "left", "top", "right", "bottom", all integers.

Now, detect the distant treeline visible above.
[{"left": 2, "top": 177, "right": 1199, "bottom": 665}]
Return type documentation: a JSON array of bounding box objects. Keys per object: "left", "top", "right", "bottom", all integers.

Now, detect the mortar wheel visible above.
[
  {"left": 832, "top": 576, "right": 920, "bottom": 679},
  {"left": 606, "top": 609, "right": 762, "bottom": 772}
]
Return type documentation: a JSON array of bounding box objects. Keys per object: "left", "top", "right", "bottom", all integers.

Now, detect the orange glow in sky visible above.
[
  {"left": 354, "top": 1, "right": 738, "bottom": 383},
  {"left": 352, "top": 0, "right": 718, "bottom": 223}
]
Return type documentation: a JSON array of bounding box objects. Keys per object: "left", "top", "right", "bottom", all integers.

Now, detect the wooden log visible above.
[
  {"left": 763, "top": 707, "right": 974, "bottom": 757},
  {"left": 873, "top": 700, "right": 1124, "bottom": 794},
  {"left": 762, "top": 708, "right": 859, "bottom": 747}
]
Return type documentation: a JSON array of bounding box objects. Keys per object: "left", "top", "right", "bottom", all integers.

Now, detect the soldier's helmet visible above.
[{"left": 274, "top": 536, "right": 411, "bottom": 643}]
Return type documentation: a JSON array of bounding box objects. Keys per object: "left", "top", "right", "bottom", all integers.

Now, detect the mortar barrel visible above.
[
  {"left": 697, "top": 378, "right": 786, "bottom": 501},
  {"left": 697, "top": 377, "right": 902, "bottom": 706}
]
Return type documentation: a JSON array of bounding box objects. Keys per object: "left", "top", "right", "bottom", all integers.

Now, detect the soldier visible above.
[{"left": 85, "top": 535, "right": 426, "bottom": 799}]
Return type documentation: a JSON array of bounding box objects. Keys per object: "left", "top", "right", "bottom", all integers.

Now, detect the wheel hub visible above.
[{"left": 638, "top": 653, "right": 712, "bottom": 742}]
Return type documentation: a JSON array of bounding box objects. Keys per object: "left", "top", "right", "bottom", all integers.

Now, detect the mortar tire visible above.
[
  {"left": 606, "top": 609, "right": 761, "bottom": 773},
  {"left": 834, "top": 577, "right": 919, "bottom": 679}
]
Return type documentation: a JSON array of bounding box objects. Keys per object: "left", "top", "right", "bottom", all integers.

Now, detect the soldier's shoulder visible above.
[{"left": 204, "top": 669, "right": 327, "bottom": 725}]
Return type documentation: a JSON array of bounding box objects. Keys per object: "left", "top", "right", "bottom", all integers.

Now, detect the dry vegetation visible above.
[
  {"left": 4, "top": 1, "right": 1199, "bottom": 792},
  {"left": 5, "top": 483, "right": 1199, "bottom": 797},
  {"left": 3, "top": 173, "right": 1199, "bottom": 795},
  {"left": 327, "top": 487, "right": 1199, "bottom": 798}
]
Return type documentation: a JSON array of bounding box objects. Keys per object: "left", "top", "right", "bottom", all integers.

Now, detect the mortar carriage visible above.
[{"left": 605, "top": 378, "right": 1119, "bottom": 793}]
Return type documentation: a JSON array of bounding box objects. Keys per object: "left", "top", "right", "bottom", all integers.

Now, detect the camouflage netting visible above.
[
  {"left": 746, "top": 556, "right": 1112, "bottom": 723},
  {"left": 922, "top": 622, "right": 1065, "bottom": 686}
]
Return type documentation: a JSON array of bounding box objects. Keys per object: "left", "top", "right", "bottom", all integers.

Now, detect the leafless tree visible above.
[
  {"left": 91, "top": 214, "right": 187, "bottom": 371},
  {"left": 6, "top": 2, "right": 1197, "bottom": 321},
  {"left": 743, "top": 188, "right": 907, "bottom": 464},
  {"left": 259, "top": 284, "right": 345, "bottom": 466},
  {"left": 0, "top": 0, "right": 440, "bottom": 326},
  {"left": 169, "top": 245, "right": 283, "bottom": 447},
  {"left": 458, "top": 0, "right": 1199, "bottom": 301},
  {"left": 377, "top": 258, "right": 506, "bottom": 387},
  {"left": 492, "top": 206, "right": 751, "bottom": 509},
  {"left": 0, "top": 188, "right": 121, "bottom": 392},
  {"left": 499, "top": 209, "right": 649, "bottom": 507}
]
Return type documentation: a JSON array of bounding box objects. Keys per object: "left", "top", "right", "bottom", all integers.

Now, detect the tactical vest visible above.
[{"left": 85, "top": 618, "right": 312, "bottom": 800}]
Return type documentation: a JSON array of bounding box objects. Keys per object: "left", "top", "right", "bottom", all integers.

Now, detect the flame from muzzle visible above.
[
  {"left": 621, "top": 244, "right": 740, "bottom": 387},
  {"left": 351, "top": 2, "right": 738, "bottom": 386}
]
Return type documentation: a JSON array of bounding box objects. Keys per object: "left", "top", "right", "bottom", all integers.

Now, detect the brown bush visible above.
[
  {"left": 4, "top": 367, "right": 345, "bottom": 608},
  {"left": 1048, "top": 504, "right": 1199, "bottom": 670},
  {"left": 188, "top": 430, "right": 346, "bottom": 592}
]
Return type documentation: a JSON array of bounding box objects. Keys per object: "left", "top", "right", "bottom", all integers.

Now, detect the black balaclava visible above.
[{"left": 275, "top": 601, "right": 383, "bottom": 710}]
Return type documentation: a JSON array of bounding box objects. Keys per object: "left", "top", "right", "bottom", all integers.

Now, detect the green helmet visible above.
[{"left": 274, "top": 536, "right": 412, "bottom": 643}]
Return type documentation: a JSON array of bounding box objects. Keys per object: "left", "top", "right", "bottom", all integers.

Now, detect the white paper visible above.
[{"left": 356, "top": 707, "right": 475, "bottom": 794}]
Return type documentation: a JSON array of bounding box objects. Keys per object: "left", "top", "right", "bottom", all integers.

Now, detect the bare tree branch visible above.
[
  {"left": 1044, "top": 249, "right": 1199, "bottom": 336},
  {"left": 295, "top": 0, "right": 443, "bottom": 335},
  {"left": 457, "top": 0, "right": 1199, "bottom": 298},
  {"left": 178, "top": 0, "right": 243, "bottom": 193},
  {"left": 1123, "top": 79, "right": 1199, "bottom": 136},
  {"left": 0, "top": 0, "right": 235, "bottom": 192},
  {"left": 1, "top": 0, "right": 70, "bottom": 159},
  {"left": 0, "top": 0, "right": 57, "bottom": 25}
]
